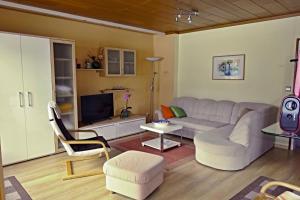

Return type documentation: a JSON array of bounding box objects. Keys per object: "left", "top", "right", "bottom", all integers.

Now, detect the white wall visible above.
[{"left": 178, "top": 17, "right": 300, "bottom": 105}]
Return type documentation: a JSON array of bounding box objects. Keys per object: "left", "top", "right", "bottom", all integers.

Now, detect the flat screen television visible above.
[{"left": 81, "top": 93, "right": 114, "bottom": 124}]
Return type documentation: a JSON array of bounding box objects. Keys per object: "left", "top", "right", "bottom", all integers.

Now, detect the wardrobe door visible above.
[
  {"left": 21, "top": 36, "right": 55, "bottom": 159},
  {"left": 0, "top": 33, "right": 28, "bottom": 165}
]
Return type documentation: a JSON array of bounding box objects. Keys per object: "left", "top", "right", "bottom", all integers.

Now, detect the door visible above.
[
  {"left": 21, "top": 36, "right": 55, "bottom": 159},
  {"left": 0, "top": 32, "right": 28, "bottom": 165}
]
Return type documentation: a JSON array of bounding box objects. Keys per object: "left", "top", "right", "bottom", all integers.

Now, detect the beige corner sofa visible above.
[{"left": 156, "top": 97, "right": 277, "bottom": 170}]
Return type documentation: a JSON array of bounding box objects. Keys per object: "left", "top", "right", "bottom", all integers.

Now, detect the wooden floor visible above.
[{"left": 4, "top": 138, "right": 300, "bottom": 200}]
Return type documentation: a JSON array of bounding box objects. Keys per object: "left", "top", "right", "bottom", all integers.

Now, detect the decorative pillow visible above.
[
  {"left": 229, "top": 111, "right": 253, "bottom": 147},
  {"left": 237, "top": 108, "right": 252, "bottom": 121},
  {"left": 170, "top": 106, "right": 187, "bottom": 118},
  {"left": 161, "top": 105, "right": 175, "bottom": 119}
]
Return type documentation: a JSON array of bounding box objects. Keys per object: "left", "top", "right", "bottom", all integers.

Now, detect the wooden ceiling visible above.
[{"left": 4, "top": 0, "right": 300, "bottom": 33}]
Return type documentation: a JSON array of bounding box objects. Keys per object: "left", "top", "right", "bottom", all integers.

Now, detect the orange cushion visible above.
[{"left": 161, "top": 105, "right": 174, "bottom": 119}]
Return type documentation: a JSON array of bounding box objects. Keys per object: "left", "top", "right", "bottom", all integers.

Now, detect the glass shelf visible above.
[
  {"left": 56, "top": 76, "right": 72, "bottom": 80},
  {"left": 53, "top": 41, "right": 76, "bottom": 152},
  {"left": 55, "top": 58, "right": 72, "bottom": 61},
  {"left": 262, "top": 122, "right": 300, "bottom": 150}
]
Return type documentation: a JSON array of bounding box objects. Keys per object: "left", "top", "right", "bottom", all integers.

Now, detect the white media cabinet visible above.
[{"left": 78, "top": 115, "right": 146, "bottom": 140}]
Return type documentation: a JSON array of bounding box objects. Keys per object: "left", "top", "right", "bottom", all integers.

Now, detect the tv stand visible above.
[{"left": 78, "top": 115, "right": 146, "bottom": 140}]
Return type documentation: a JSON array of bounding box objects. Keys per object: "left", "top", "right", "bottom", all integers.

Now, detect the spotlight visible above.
[{"left": 175, "top": 8, "right": 198, "bottom": 23}]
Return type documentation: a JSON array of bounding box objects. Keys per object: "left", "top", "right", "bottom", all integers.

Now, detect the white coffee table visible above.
[{"left": 140, "top": 123, "right": 183, "bottom": 152}]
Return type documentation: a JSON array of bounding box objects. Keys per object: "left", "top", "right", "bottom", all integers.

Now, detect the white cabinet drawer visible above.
[
  {"left": 100, "top": 125, "right": 117, "bottom": 140},
  {"left": 117, "top": 119, "right": 145, "bottom": 138},
  {"left": 79, "top": 125, "right": 116, "bottom": 140}
]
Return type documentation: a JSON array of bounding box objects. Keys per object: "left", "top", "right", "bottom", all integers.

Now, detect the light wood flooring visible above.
[{"left": 4, "top": 137, "right": 300, "bottom": 200}]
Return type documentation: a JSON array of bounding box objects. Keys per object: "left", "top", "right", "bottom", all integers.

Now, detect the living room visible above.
[{"left": 1, "top": 1, "right": 300, "bottom": 200}]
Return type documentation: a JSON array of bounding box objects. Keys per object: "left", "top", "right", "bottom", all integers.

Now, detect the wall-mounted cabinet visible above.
[{"left": 105, "top": 48, "right": 136, "bottom": 76}]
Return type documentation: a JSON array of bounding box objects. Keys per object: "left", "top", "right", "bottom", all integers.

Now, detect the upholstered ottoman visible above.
[{"left": 103, "top": 150, "right": 165, "bottom": 200}]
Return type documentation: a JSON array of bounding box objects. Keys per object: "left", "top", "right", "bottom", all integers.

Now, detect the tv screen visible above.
[{"left": 81, "top": 93, "right": 114, "bottom": 123}]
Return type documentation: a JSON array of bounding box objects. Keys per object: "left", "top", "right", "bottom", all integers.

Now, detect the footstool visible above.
[{"left": 103, "top": 150, "right": 165, "bottom": 200}]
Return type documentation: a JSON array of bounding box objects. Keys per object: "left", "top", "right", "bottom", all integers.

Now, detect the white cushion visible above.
[
  {"left": 229, "top": 111, "right": 253, "bottom": 147},
  {"left": 168, "top": 117, "right": 227, "bottom": 131},
  {"left": 275, "top": 191, "right": 300, "bottom": 200},
  {"left": 171, "top": 97, "right": 235, "bottom": 123},
  {"left": 194, "top": 131, "right": 246, "bottom": 157},
  {"left": 103, "top": 150, "right": 164, "bottom": 184}
]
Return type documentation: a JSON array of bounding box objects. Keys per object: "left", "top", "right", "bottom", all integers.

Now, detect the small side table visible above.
[
  {"left": 261, "top": 122, "right": 300, "bottom": 150},
  {"left": 140, "top": 123, "right": 183, "bottom": 152}
]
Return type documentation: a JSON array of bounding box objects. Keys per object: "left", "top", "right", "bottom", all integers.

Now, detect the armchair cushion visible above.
[{"left": 70, "top": 136, "right": 110, "bottom": 152}]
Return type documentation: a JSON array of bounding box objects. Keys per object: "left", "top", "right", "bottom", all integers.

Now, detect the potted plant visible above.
[{"left": 120, "top": 91, "right": 132, "bottom": 118}]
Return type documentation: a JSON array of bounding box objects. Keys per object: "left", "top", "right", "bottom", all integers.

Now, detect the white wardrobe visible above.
[{"left": 0, "top": 32, "right": 56, "bottom": 165}]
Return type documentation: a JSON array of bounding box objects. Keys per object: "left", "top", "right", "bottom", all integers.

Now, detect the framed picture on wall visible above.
[{"left": 212, "top": 54, "right": 245, "bottom": 80}]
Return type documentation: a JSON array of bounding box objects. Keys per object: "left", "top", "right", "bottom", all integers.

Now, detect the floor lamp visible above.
[{"left": 145, "top": 57, "right": 164, "bottom": 122}]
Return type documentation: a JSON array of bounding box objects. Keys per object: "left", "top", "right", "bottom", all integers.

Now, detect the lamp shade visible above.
[{"left": 145, "top": 57, "right": 163, "bottom": 62}]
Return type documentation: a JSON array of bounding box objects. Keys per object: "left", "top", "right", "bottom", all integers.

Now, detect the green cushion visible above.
[{"left": 170, "top": 106, "right": 187, "bottom": 118}]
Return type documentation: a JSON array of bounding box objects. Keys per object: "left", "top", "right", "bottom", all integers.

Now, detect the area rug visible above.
[
  {"left": 5, "top": 176, "right": 32, "bottom": 200},
  {"left": 110, "top": 133, "right": 195, "bottom": 169},
  {"left": 229, "top": 176, "right": 291, "bottom": 200}
]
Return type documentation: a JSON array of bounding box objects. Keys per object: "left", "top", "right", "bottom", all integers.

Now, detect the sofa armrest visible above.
[{"left": 154, "top": 110, "right": 165, "bottom": 120}]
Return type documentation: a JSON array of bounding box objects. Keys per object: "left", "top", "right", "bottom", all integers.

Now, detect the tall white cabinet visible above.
[
  {"left": 52, "top": 40, "right": 78, "bottom": 151},
  {"left": 0, "top": 32, "right": 56, "bottom": 165}
]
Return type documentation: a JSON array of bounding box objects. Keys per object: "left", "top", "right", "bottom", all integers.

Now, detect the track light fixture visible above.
[{"left": 175, "top": 8, "right": 198, "bottom": 24}]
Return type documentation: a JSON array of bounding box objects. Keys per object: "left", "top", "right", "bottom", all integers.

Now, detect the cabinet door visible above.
[
  {"left": 123, "top": 49, "right": 136, "bottom": 76},
  {"left": 21, "top": 36, "right": 55, "bottom": 159},
  {"left": 105, "top": 48, "right": 121, "bottom": 76},
  {"left": 0, "top": 33, "right": 28, "bottom": 165}
]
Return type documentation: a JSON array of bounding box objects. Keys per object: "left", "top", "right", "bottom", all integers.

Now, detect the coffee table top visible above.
[{"left": 140, "top": 123, "right": 183, "bottom": 134}]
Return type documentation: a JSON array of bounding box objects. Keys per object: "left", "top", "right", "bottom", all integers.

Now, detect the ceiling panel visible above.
[{"left": 3, "top": 0, "right": 300, "bottom": 33}]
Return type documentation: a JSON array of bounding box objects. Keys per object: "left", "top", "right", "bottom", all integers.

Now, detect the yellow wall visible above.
[
  {"left": 178, "top": 17, "right": 300, "bottom": 105},
  {"left": 153, "top": 34, "right": 179, "bottom": 107},
  {"left": 0, "top": 8, "right": 154, "bottom": 117}
]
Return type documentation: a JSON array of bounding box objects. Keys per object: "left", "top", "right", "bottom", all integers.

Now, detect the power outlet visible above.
[{"left": 285, "top": 86, "right": 292, "bottom": 92}]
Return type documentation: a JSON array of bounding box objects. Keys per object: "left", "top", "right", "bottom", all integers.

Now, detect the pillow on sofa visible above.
[
  {"left": 229, "top": 111, "right": 253, "bottom": 147},
  {"left": 238, "top": 108, "right": 252, "bottom": 121},
  {"left": 170, "top": 106, "right": 187, "bottom": 118},
  {"left": 161, "top": 105, "right": 175, "bottom": 119}
]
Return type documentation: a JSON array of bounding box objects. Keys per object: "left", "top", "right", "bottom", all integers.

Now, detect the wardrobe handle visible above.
[
  {"left": 28, "top": 92, "right": 33, "bottom": 107},
  {"left": 19, "top": 92, "right": 24, "bottom": 107}
]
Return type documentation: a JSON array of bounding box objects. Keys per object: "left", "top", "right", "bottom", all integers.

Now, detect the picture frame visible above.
[{"left": 212, "top": 54, "right": 245, "bottom": 80}]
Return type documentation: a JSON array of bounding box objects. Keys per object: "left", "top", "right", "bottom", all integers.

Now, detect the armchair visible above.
[
  {"left": 255, "top": 181, "right": 300, "bottom": 200},
  {"left": 48, "top": 101, "right": 110, "bottom": 180}
]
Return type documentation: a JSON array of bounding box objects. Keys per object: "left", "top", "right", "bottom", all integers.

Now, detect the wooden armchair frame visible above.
[{"left": 59, "top": 129, "right": 110, "bottom": 180}]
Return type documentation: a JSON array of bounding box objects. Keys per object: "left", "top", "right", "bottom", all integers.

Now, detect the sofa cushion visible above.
[
  {"left": 103, "top": 150, "right": 164, "bottom": 184},
  {"left": 170, "top": 106, "right": 187, "bottom": 118},
  {"left": 194, "top": 131, "right": 247, "bottom": 157},
  {"left": 230, "top": 102, "right": 275, "bottom": 124},
  {"left": 171, "top": 97, "right": 235, "bottom": 124},
  {"left": 169, "top": 117, "right": 227, "bottom": 132},
  {"left": 161, "top": 105, "right": 174, "bottom": 119},
  {"left": 229, "top": 111, "right": 253, "bottom": 147}
]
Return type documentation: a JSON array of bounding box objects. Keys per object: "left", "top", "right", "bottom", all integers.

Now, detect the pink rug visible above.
[{"left": 110, "top": 133, "right": 195, "bottom": 169}]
